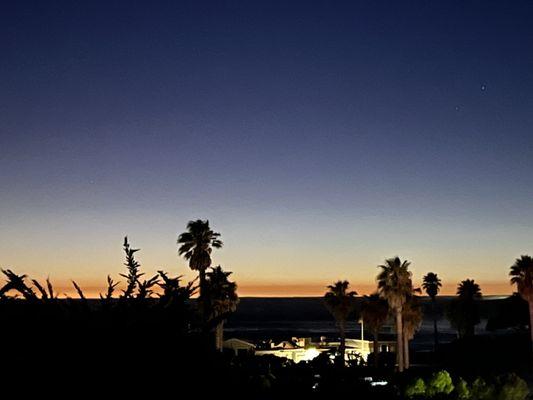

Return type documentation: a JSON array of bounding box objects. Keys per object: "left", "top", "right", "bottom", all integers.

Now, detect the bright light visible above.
[{"left": 301, "top": 348, "right": 321, "bottom": 361}]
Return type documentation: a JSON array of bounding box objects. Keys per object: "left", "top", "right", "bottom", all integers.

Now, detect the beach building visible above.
[{"left": 223, "top": 336, "right": 396, "bottom": 364}]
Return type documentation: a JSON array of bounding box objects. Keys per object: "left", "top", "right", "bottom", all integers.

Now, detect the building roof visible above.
[{"left": 223, "top": 338, "right": 256, "bottom": 349}]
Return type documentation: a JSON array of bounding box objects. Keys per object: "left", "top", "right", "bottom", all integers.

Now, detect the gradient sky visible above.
[{"left": 1, "top": 0, "right": 533, "bottom": 297}]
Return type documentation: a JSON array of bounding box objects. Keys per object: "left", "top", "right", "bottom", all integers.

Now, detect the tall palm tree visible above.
[
  {"left": 177, "top": 220, "right": 222, "bottom": 299},
  {"left": 204, "top": 266, "right": 239, "bottom": 351},
  {"left": 377, "top": 256, "right": 413, "bottom": 372},
  {"left": 402, "top": 296, "right": 423, "bottom": 369},
  {"left": 510, "top": 255, "right": 533, "bottom": 345},
  {"left": 422, "top": 272, "right": 442, "bottom": 351},
  {"left": 361, "top": 293, "right": 389, "bottom": 368},
  {"left": 447, "top": 279, "right": 482, "bottom": 337},
  {"left": 324, "top": 280, "right": 357, "bottom": 366}
]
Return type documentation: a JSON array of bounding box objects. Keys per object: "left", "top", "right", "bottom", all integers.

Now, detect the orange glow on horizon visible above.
[
  {"left": 233, "top": 281, "right": 514, "bottom": 297},
  {"left": 41, "top": 280, "right": 514, "bottom": 299}
]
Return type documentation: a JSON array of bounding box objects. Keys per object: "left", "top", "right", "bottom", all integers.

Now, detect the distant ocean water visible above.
[{"left": 225, "top": 297, "right": 503, "bottom": 350}]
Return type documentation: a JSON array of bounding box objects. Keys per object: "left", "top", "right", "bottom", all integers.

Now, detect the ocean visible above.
[{"left": 224, "top": 296, "right": 507, "bottom": 350}]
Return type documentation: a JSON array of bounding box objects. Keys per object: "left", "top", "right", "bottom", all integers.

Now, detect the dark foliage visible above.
[{"left": 486, "top": 293, "right": 529, "bottom": 332}]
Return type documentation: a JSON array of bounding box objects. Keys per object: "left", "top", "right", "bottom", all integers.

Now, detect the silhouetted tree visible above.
[
  {"left": 156, "top": 270, "right": 196, "bottom": 334},
  {"left": 510, "top": 255, "right": 533, "bottom": 345},
  {"left": 120, "top": 236, "right": 144, "bottom": 299},
  {"left": 457, "top": 279, "right": 481, "bottom": 300},
  {"left": 377, "top": 257, "right": 413, "bottom": 372},
  {"left": 324, "top": 280, "right": 357, "bottom": 366},
  {"left": 402, "top": 295, "right": 423, "bottom": 369},
  {"left": 361, "top": 293, "right": 389, "bottom": 367},
  {"left": 177, "top": 220, "right": 222, "bottom": 302},
  {"left": 204, "top": 266, "right": 239, "bottom": 350},
  {"left": 116, "top": 236, "right": 160, "bottom": 302},
  {"left": 422, "top": 272, "right": 442, "bottom": 351},
  {"left": 447, "top": 279, "right": 482, "bottom": 338}
]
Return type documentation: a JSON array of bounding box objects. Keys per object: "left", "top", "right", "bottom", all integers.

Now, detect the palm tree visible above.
[
  {"left": 177, "top": 220, "right": 222, "bottom": 300},
  {"left": 457, "top": 279, "right": 482, "bottom": 300},
  {"left": 324, "top": 280, "right": 357, "bottom": 365},
  {"left": 377, "top": 256, "right": 413, "bottom": 372},
  {"left": 422, "top": 272, "right": 442, "bottom": 351},
  {"left": 447, "top": 279, "right": 482, "bottom": 337},
  {"left": 361, "top": 293, "right": 389, "bottom": 368},
  {"left": 402, "top": 296, "right": 423, "bottom": 369},
  {"left": 204, "top": 266, "right": 239, "bottom": 351},
  {"left": 510, "top": 255, "right": 533, "bottom": 345}
]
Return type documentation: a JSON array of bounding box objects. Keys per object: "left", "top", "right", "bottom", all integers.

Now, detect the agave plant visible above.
[
  {"left": 136, "top": 275, "right": 160, "bottom": 300},
  {"left": 32, "top": 277, "right": 57, "bottom": 301},
  {"left": 72, "top": 280, "right": 87, "bottom": 301},
  {"left": 158, "top": 270, "right": 196, "bottom": 306},
  {"left": 0, "top": 269, "right": 38, "bottom": 300}
]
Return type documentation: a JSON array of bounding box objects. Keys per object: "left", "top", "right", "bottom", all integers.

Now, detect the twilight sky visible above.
[{"left": 1, "top": 0, "right": 533, "bottom": 296}]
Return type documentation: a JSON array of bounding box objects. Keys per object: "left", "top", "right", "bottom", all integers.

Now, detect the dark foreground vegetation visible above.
[{"left": 1, "top": 220, "right": 533, "bottom": 399}]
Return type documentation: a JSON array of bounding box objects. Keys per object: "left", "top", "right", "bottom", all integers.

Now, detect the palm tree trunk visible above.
[
  {"left": 403, "top": 331, "right": 410, "bottom": 369},
  {"left": 215, "top": 321, "right": 224, "bottom": 352},
  {"left": 528, "top": 300, "right": 533, "bottom": 346},
  {"left": 199, "top": 269, "right": 206, "bottom": 298},
  {"left": 198, "top": 268, "right": 207, "bottom": 320},
  {"left": 339, "top": 320, "right": 346, "bottom": 366},
  {"left": 373, "top": 328, "right": 380, "bottom": 368},
  {"left": 432, "top": 297, "right": 438, "bottom": 352},
  {"left": 396, "top": 308, "right": 404, "bottom": 372}
]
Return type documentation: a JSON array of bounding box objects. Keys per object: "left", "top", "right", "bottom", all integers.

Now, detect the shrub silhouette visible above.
[
  {"left": 495, "top": 373, "right": 529, "bottom": 400},
  {"left": 0, "top": 236, "right": 210, "bottom": 364},
  {"left": 426, "top": 370, "right": 454, "bottom": 397},
  {"left": 455, "top": 377, "right": 471, "bottom": 400},
  {"left": 470, "top": 378, "right": 495, "bottom": 400},
  {"left": 404, "top": 378, "right": 426, "bottom": 398},
  {"left": 403, "top": 372, "right": 530, "bottom": 400}
]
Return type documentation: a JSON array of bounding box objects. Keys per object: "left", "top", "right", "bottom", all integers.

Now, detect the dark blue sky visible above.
[{"left": 1, "top": 1, "right": 533, "bottom": 294}]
